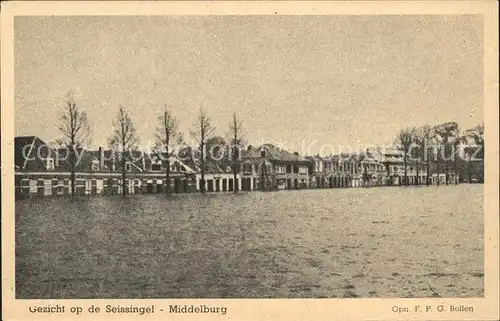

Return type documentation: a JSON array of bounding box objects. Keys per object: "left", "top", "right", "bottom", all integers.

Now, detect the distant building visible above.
[
  {"left": 240, "top": 144, "right": 310, "bottom": 190},
  {"left": 176, "top": 146, "right": 240, "bottom": 192},
  {"left": 14, "top": 135, "right": 469, "bottom": 198},
  {"left": 368, "top": 147, "right": 449, "bottom": 186},
  {"left": 322, "top": 153, "right": 362, "bottom": 187},
  {"left": 359, "top": 150, "right": 386, "bottom": 186},
  {"left": 306, "top": 155, "right": 328, "bottom": 188},
  {"left": 14, "top": 136, "right": 198, "bottom": 198}
]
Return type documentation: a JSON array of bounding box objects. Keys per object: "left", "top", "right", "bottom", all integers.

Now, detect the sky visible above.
[{"left": 14, "top": 15, "right": 483, "bottom": 155}]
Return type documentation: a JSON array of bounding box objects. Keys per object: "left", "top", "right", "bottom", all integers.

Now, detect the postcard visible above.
[{"left": 1, "top": 1, "right": 499, "bottom": 320}]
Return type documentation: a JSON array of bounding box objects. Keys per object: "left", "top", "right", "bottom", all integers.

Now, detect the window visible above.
[
  {"left": 151, "top": 158, "right": 162, "bottom": 171},
  {"left": 92, "top": 160, "right": 99, "bottom": 171},
  {"left": 243, "top": 164, "right": 253, "bottom": 174},
  {"left": 45, "top": 158, "right": 54, "bottom": 171}
]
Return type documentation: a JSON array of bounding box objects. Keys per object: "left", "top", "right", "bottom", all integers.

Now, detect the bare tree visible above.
[
  {"left": 109, "top": 106, "right": 139, "bottom": 197},
  {"left": 397, "top": 127, "right": 416, "bottom": 186},
  {"left": 191, "top": 107, "right": 215, "bottom": 193},
  {"left": 229, "top": 112, "right": 244, "bottom": 192},
  {"left": 432, "top": 132, "right": 443, "bottom": 186},
  {"left": 412, "top": 135, "right": 422, "bottom": 186},
  {"left": 154, "top": 106, "right": 181, "bottom": 195},
  {"left": 463, "top": 123, "right": 484, "bottom": 182},
  {"left": 420, "top": 125, "right": 433, "bottom": 185},
  {"left": 58, "top": 93, "right": 91, "bottom": 197},
  {"left": 434, "top": 122, "right": 459, "bottom": 184},
  {"left": 413, "top": 125, "right": 433, "bottom": 186},
  {"left": 452, "top": 125, "right": 462, "bottom": 184},
  {"left": 465, "top": 123, "right": 484, "bottom": 160}
]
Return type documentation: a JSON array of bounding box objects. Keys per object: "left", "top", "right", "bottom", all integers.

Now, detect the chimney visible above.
[{"left": 99, "top": 147, "right": 104, "bottom": 169}]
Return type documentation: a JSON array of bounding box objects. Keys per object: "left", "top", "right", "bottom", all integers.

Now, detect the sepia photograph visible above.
[{"left": 1, "top": 1, "right": 499, "bottom": 320}]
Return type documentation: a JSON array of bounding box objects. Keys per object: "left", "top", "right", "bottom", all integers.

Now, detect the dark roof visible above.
[
  {"left": 305, "top": 155, "right": 323, "bottom": 161},
  {"left": 14, "top": 136, "right": 57, "bottom": 171},
  {"left": 14, "top": 136, "right": 37, "bottom": 169},
  {"left": 14, "top": 135, "right": 197, "bottom": 174},
  {"left": 175, "top": 146, "right": 231, "bottom": 174},
  {"left": 245, "top": 144, "right": 308, "bottom": 163},
  {"left": 323, "top": 153, "right": 360, "bottom": 163}
]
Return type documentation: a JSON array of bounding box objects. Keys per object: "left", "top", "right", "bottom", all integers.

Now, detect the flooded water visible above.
[{"left": 15, "top": 184, "right": 484, "bottom": 298}]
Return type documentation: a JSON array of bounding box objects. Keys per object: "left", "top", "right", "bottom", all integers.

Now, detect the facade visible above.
[
  {"left": 240, "top": 144, "right": 310, "bottom": 191},
  {"left": 176, "top": 146, "right": 242, "bottom": 192},
  {"left": 310, "top": 147, "right": 459, "bottom": 189},
  {"left": 306, "top": 155, "right": 328, "bottom": 188},
  {"left": 369, "top": 147, "right": 429, "bottom": 186},
  {"left": 323, "top": 153, "right": 362, "bottom": 188},
  {"left": 359, "top": 151, "right": 386, "bottom": 186},
  {"left": 14, "top": 136, "right": 466, "bottom": 199},
  {"left": 15, "top": 136, "right": 203, "bottom": 199}
]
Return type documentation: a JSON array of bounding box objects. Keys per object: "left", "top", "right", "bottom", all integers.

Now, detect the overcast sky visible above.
[{"left": 15, "top": 15, "right": 483, "bottom": 155}]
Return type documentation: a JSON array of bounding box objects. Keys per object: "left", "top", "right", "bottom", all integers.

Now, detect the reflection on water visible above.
[{"left": 15, "top": 185, "right": 484, "bottom": 298}]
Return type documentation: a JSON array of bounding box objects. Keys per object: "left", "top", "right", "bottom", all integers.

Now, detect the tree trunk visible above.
[
  {"left": 122, "top": 157, "right": 127, "bottom": 197},
  {"left": 233, "top": 171, "right": 238, "bottom": 193},
  {"left": 200, "top": 142, "right": 205, "bottom": 193},
  {"left": 403, "top": 153, "right": 408, "bottom": 186},
  {"left": 436, "top": 161, "right": 441, "bottom": 186},
  {"left": 70, "top": 165, "right": 76, "bottom": 197},
  {"left": 468, "top": 160, "right": 472, "bottom": 183},
  {"left": 454, "top": 157, "right": 458, "bottom": 185},
  {"left": 165, "top": 158, "right": 171, "bottom": 195},
  {"left": 165, "top": 123, "right": 171, "bottom": 195},
  {"left": 70, "top": 145, "right": 76, "bottom": 197},
  {"left": 416, "top": 161, "right": 420, "bottom": 186},
  {"left": 426, "top": 160, "right": 430, "bottom": 186}
]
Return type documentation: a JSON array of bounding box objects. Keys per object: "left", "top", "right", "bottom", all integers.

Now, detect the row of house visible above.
[
  {"left": 14, "top": 136, "right": 461, "bottom": 199},
  {"left": 306, "top": 147, "right": 456, "bottom": 189}
]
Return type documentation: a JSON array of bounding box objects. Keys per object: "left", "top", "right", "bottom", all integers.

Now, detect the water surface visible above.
[{"left": 15, "top": 185, "right": 484, "bottom": 298}]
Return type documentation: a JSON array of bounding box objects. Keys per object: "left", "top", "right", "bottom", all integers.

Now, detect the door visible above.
[{"left": 207, "top": 179, "right": 214, "bottom": 192}]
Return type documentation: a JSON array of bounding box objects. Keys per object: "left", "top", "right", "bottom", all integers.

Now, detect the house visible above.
[
  {"left": 371, "top": 147, "right": 429, "bottom": 186},
  {"left": 15, "top": 136, "right": 59, "bottom": 172},
  {"left": 322, "top": 153, "right": 362, "bottom": 187},
  {"left": 15, "top": 136, "right": 62, "bottom": 198},
  {"left": 175, "top": 146, "right": 240, "bottom": 192},
  {"left": 14, "top": 136, "right": 198, "bottom": 198},
  {"left": 359, "top": 150, "right": 386, "bottom": 186},
  {"left": 306, "top": 155, "right": 328, "bottom": 188},
  {"left": 240, "top": 144, "right": 310, "bottom": 190}
]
